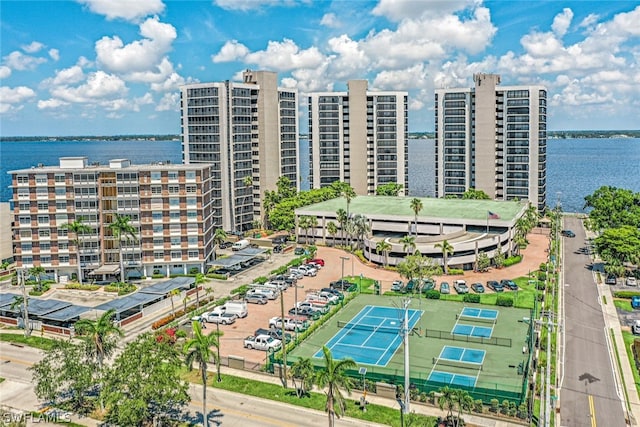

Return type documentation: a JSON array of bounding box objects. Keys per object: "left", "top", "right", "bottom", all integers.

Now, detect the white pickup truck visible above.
[
  {"left": 269, "top": 316, "right": 309, "bottom": 332},
  {"left": 243, "top": 334, "right": 282, "bottom": 351}
]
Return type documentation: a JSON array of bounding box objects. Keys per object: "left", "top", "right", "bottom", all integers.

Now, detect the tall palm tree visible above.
[
  {"left": 409, "top": 198, "right": 423, "bottom": 236},
  {"left": 315, "top": 346, "right": 357, "bottom": 427},
  {"left": 289, "top": 357, "right": 315, "bottom": 398},
  {"left": 10, "top": 295, "right": 30, "bottom": 337},
  {"left": 437, "top": 386, "right": 456, "bottom": 421},
  {"left": 376, "top": 240, "right": 392, "bottom": 267},
  {"left": 28, "top": 266, "right": 46, "bottom": 292},
  {"left": 108, "top": 213, "right": 137, "bottom": 283},
  {"left": 435, "top": 240, "right": 454, "bottom": 274},
  {"left": 74, "top": 308, "right": 123, "bottom": 371},
  {"left": 169, "top": 288, "right": 180, "bottom": 315},
  {"left": 308, "top": 216, "right": 319, "bottom": 244},
  {"left": 340, "top": 184, "right": 357, "bottom": 220},
  {"left": 336, "top": 209, "right": 348, "bottom": 246},
  {"left": 194, "top": 273, "right": 207, "bottom": 308},
  {"left": 453, "top": 389, "right": 474, "bottom": 427},
  {"left": 327, "top": 221, "right": 338, "bottom": 246},
  {"left": 351, "top": 214, "right": 370, "bottom": 251},
  {"left": 298, "top": 216, "right": 311, "bottom": 244},
  {"left": 400, "top": 235, "right": 416, "bottom": 255},
  {"left": 213, "top": 228, "right": 227, "bottom": 250},
  {"left": 183, "top": 321, "right": 222, "bottom": 427},
  {"left": 61, "top": 218, "right": 93, "bottom": 284}
]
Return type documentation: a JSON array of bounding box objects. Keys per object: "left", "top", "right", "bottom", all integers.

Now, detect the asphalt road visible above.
[
  {"left": 0, "top": 342, "right": 385, "bottom": 427},
  {"left": 559, "top": 216, "right": 626, "bottom": 426}
]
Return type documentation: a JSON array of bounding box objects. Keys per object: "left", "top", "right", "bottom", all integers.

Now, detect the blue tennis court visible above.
[
  {"left": 439, "top": 345, "right": 486, "bottom": 365},
  {"left": 428, "top": 370, "right": 477, "bottom": 387},
  {"left": 452, "top": 323, "right": 493, "bottom": 338},
  {"left": 459, "top": 307, "right": 499, "bottom": 322},
  {"left": 316, "top": 305, "right": 423, "bottom": 366}
]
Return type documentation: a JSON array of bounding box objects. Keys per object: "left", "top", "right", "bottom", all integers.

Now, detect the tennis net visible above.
[
  {"left": 337, "top": 320, "right": 400, "bottom": 335},
  {"left": 434, "top": 357, "right": 483, "bottom": 371}
]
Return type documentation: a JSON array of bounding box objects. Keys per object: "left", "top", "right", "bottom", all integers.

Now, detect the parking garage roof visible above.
[{"left": 139, "top": 276, "right": 195, "bottom": 295}]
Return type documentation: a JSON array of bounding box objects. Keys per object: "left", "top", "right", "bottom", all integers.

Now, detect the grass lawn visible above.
[
  {"left": 622, "top": 331, "right": 640, "bottom": 397},
  {"left": 0, "top": 333, "right": 57, "bottom": 351},
  {"left": 183, "top": 370, "right": 436, "bottom": 427},
  {"left": 614, "top": 299, "right": 633, "bottom": 312}
]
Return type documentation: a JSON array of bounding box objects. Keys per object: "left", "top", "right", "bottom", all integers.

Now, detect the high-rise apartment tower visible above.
[
  {"left": 180, "top": 70, "right": 299, "bottom": 232},
  {"left": 435, "top": 73, "right": 547, "bottom": 210},
  {"left": 308, "top": 80, "right": 408, "bottom": 195}
]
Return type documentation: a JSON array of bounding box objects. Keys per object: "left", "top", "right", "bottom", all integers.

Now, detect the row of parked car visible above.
[
  {"left": 390, "top": 278, "right": 519, "bottom": 295},
  {"left": 191, "top": 300, "right": 249, "bottom": 325}
]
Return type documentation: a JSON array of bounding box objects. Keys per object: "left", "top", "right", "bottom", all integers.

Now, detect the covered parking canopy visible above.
[
  {"left": 207, "top": 247, "right": 269, "bottom": 268},
  {"left": 88, "top": 264, "right": 120, "bottom": 276},
  {"left": 39, "top": 305, "right": 91, "bottom": 323},
  {"left": 0, "top": 293, "right": 18, "bottom": 309},
  {"left": 93, "top": 292, "right": 162, "bottom": 320},
  {"left": 139, "top": 276, "right": 195, "bottom": 295},
  {"left": 0, "top": 297, "right": 71, "bottom": 316}
]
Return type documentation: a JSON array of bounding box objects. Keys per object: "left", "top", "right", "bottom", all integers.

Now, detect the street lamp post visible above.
[
  {"left": 216, "top": 321, "right": 222, "bottom": 382},
  {"left": 340, "top": 256, "right": 350, "bottom": 285},
  {"left": 359, "top": 367, "right": 367, "bottom": 412}
]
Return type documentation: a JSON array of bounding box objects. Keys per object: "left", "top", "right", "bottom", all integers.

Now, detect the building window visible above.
[
  {"left": 171, "top": 251, "right": 182, "bottom": 259},
  {"left": 40, "top": 256, "right": 51, "bottom": 263},
  {"left": 20, "top": 230, "right": 32, "bottom": 238},
  {"left": 151, "top": 171, "right": 161, "bottom": 181},
  {"left": 153, "top": 224, "right": 163, "bottom": 233},
  {"left": 169, "top": 211, "right": 180, "bottom": 220},
  {"left": 22, "top": 256, "right": 33, "bottom": 265},
  {"left": 169, "top": 198, "right": 180, "bottom": 207},
  {"left": 19, "top": 202, "right": 30, "bottom": 211},
  {"left": 58, "top": 228, "right": 68, "bottom": 237},
  {"left": 37, "top": 201, "right": 49, "bottom": 210},
  {"left": 152, "top": 211, "right": 163, "bottom": 221},
  {"left": 19, "top": 216, "right": 31, "bottom": 225},
  {"left": 54, "top": 174, "right": 65, "bottom": 183},
  {"left": 168, "top": 171, "right": 179, "bottom": 181},
  {"left": 186, "top": 211, "right": 197, "bottom": 220},
  {"left": 35, "top": 174, "right": 47, "bottom": 184},
  {"left": 17, "top": 175, "right": 29, "bottom": 184},
  {"left": 59, "top": 255, "right": 69, "bottom": 263},
  {"left": 58, "top": 242, "right": 69, "bottom": 250},
  {"left": 154, "top": 251, "right": 164, "bottom": 260},
  {"left": 40, "top": 242, "right": 51, "bottom": 251},
  {"left": 186, "top": 185, "right": 197, "bottom": 193},
  {"left": 21, "top": 243, "right": 33, "bottom": 252},
  {"left": 168, "top": 185, "right": 180, "bottom": 194},
  {"left": 186, "top": 171, "right": 196, "bottom": 180},
  {"left": 56, "top": 202, "right": 67, "bottom": 210},
  {"left": 188, "top": 250, "right": 199, "bottom": 259},
  {"left": 186, "top": 197, "right": 197, "bottom": 206},
  {"left": 37, "top": 215, "right": 49, "bottom": 224}
]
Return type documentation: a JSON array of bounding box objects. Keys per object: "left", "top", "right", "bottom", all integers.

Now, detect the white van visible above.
[
  {"left": 247, "top": 288, "right": 277, "bottom": 300},
  {"left": 223, "top": 300, "right": 248, "bottom": 318},
  {"left": 232, "top": 239, "right": 250, "bottom": 251}
]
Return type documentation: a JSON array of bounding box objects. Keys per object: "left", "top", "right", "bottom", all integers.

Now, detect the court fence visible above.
[{"left": 424, "top": 328, "right": 512, "bottom": 347}]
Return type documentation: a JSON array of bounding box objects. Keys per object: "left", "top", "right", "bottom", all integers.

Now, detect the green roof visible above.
[{"left": 296, "top": 196, "right": 526, "bottom": 222}]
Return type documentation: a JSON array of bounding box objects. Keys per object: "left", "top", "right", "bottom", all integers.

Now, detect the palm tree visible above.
[
  {"left": 336, "top": 209, "right": 348, "bottom": 246},
  {"left": 61, "top": 218, "right": 93, "bottom": 284},
  {"left": 340, "top": 184, "right": 357, "bottom": 220},
  {"left": 184, "top": 321, "right": 222, "bottom": 427},
  {"left": 309, "top": 216, "right": 319, "bottom": 244},
  {"left": 435, "top": 240, "right": 454, "bottom": 274},
  {"left": 327, "top": 221, "right": 338, "bottom": 246},
  {"left": 453, "top": 389, "right": 474, "bottom": 427},
  {"left": 376, "top": 240, "right": 392, "bottom": 267},
  {"left": 410, "top": 198, "right": 423, "bottom": 236},
  {"left": 213, "top": 228, "right": 227, "bottom": 250},
  {"left": 194, "top": 273, "right": 207, "bottom": 308},
  {"left": 169, "top": 288, "right": 180, "bottom": 316},
  {"left": 351, "top": 214, "right": 370, "bottom": 251},
  {"left": 438, "top": 386, "right": 456, "bottom": 421},
  {"left": 315, "top": 346, "right": 357, "bottom": 427},
  {"left": 289, "top": 357, "right": 315, "bottom": 398},
  {"left": 74, "top": 308, "right": 124, "bottom": 371},
  {"left": 243, "top": 175, "right": 253, "bottom": 189},
  {"left": 298, "top": 216, "right": 311, "bottom": 244},
  {"left": 400, "top": 235, "right": 416, "bottom": 255},
  {"left": 263, "top": 189, "right": 280, "bottom": 230},
  {"left": 28, "top": 266, "right": 46, "bottom": 292},
  {"left": 108, "top": 213, "right": 137, "bottom": 283},
  {"left": 10, "top": 295, "right": 30, "bottom": 337}
]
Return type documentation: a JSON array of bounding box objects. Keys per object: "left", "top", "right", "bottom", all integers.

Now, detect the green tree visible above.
[
  {"left": 213, "top": 228, "right": 228, "bottom": 250},
  {"left": 476, "top": 251, "right": 490, "bottom": 272},
  {"left": 594, "top": 225, "right": 640, "bottom": 266},
  {"left": 194, "top": 272, "right": 207, "bottom": 308},
  {"left": 435, "top": 240, "right": 454, "bottom": 274},
  {"left": 308, "top": 216, "right": 319, "bottom": 244},
  {"left": 30, "top": 339, "right": 98, "bottom": 414},
  {"left": 410, "top": 198, "right": 423, "bottom": 236},
  {"left": 438, "top": 386, "right": 456, "bottom": 421},
  {"left": 289, "top": 357, "right": 315, "bottom": 398},
  {"left": 108, "top": 213, "right": 137, "bottom": 283},
  {"left": 243, "top": 175, "right": 253, "bottom": 188},
  {"left": 101, "top": 332, "right": 190, "bottom": 426},
  {"left": 462, "top": 188, "right": 490, "bottom": 199},
  {"left": 494, "top": 243, "right": 505, "bottom": 268},
  {"left": 183, "top": 321, "right": 222, "bottom": 427},
  {"left": 327, "top": 221, "right": 338, "bottom": 246},
  {"left": 314, "top": 346, "right": 357, "bottom": 427},
  {"left": 169, "top": 288, "right": 181, "bottom": 316},
  {"left": 351, "top": 214, "right": 370, "bottom": 251},
  {"left": 400, "top": 235, "right": 416, "bottom": 255},
  {"left": 74, "top": 309, "right": 123, "bottom": 372},
  {"left": 61, "top": 218, "right": 93, "bottom": 284},
  {"left": 336, "top": 208, "right": 348, "bottom": 246},
  {"left": 584, "top": 186, "right": 640, "bottom": 231},
  {"left": 453, "top": 389, "right": 474, "bottom": 427},
  {"left": 376, "top": 182, "right": 404, "bottom": 196},
  {"left": 10, "top": 295, "right": 30, "bottom": 337},
  {"left": 337, "top": 182, "right": 357, "bottom": 219},
  {"left": 28, "top": 266, "right": 46, "bottom": 292},
  {"left": 376, "top": 240, "right": 392, "bottom": 267},
  {"left": 276, "top": 176, "right": 297, "bottom": 200}
]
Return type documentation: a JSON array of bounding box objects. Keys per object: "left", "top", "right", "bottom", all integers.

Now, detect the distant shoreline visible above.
[{"left": 2, "top": 130, "right": 640, "bottom": 142}]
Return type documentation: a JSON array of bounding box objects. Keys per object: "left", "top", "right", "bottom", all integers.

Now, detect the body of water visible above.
[{"left": 2, "top": 137, "right": 639, "bottom": 213}]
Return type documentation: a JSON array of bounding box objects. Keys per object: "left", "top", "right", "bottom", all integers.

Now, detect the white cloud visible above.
[
  {"left": 156, "top": 92, "right": 180, "bottom": 111},
  {"left": 214, "top": 0, "right": 280, "bottom": 12},
  {"left": 38, "top": 98, "right": 70, "bottom": 110},
  {"left": 95, "top": 17, "right": 177, "bottom": 74},
  {"left": 77, "top": 0, "right": 165, "bottom": 22},
  {"left": 212, "top": 40, "right": 250, "bottom": 63},
  {"left": 0, "top": 86, "right": 36, "bottom": 114},
  {"left": 49, "top": 71, "right": 127, "bottom": 103},
  {"left": 243, "top": 39, "right": 325, "bottom": 71},
  {"left": 320, "top": 13, "right": 341, "bottom": 28},
  {"left": 47, "top": 65, "right": 85, "bottom": 86},
  {"left": 551, "top": 8, "right": 573, "bottom": 37},
  {"left": 21, "top": 41, "right": 45, "bottom": 53},
  {"left": 372, "top": 0, "right": 477, "bottom": 22},
  {"left": 2, "top": 51, "right": 47, "bottom": 71},
  {"left": 49, "top": 49, "right": 60, "bottom": 61},
  {"left": 0, "top": 66, "right": 11, "bottom": 79}
]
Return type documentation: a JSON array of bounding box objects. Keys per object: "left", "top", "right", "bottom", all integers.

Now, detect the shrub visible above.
[
  {"left": 539, "top": 263, "right": 547, "bottom": 272},
  {"left": 489, "top": 399, "right": 499, "bottom": 413},
  {"left": 189, "top": 267, "right": 199, "bottom": 275},
  {"left": 503, "top": 255, "right": 522, "bottom": 267},
  {"left": 473, "top": 399, "right": 484, "bottom": 413},
  {"left": 517, "top": 403, "right": 528, "bottom": 419},
  {"left": 448, "top": 268, "right": 464, "bottom": 275},
  {"left": 152, "top": 274, "right": 165, "bottom": 279},
  {"left": 231, "top": 284, "right": 251, "bottom": 295},
  {"left": 254, "top": 276, "right": 268, "bottom": 284},
  {"left": 536, "top": 281, "right": 547, "bottom": 291},
  {"left": 206, "top": 273, "right": 228, "bottom": 280},
  {"left": 537, "top": 271, "right": 547, "bottom": 281},
  {"left": 613, "top": 291, "right": 640, "bottom": 299},
  {"left": 496, "top": 295, "right": 514, "bottom": 307},
  {"left": 500, "top": 400, "right": 510, "bottom": 415},
  {"left": 424, "top": 290, "right": 441, "bottom": 299},
  {"left": 463, "top": 294, "right": 481, "bottom": 303}
]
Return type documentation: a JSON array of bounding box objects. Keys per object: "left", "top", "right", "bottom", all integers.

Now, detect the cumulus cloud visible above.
[
  {"left": 212, "top": 40, "right": 250, "bottom": 62},
  {"left": 0, "top": 86, "right": 36, "bottom": 114},
  {"left": 243, "top": 39, "right": 325, "bottom": 72},
  {"left": 49, "top": 49, "right": 60, "bottom": 61},
  {"left": 38, "top": 98, "right": 70, "bottom": 110},
  {"left": 320, "top": 13, "right": 341, "bottom": 28},
  {"left": 156, "top": 92, "right": 180, "bottom": 111},
  {"left": 372, "top": 0, "right": 477, "bottom": 22},
  {"left": 49, "top": 71, "right": 127, "bottom": 103},
  {"left": 552, "top": 8, "right": 573, "bottom": 37},
  {"left": 22, "top": 41, "right": 45, "bottom": 53},
  {"left": 77, "top": 0, "right": 165, "bottom": 22},
  {"left": 2, "top": 51, "right": 47, "bottom": 71},
  {"left": 214, "top": 0, "right": 281, "bottom": 12},
  {"left": 0, "top": 66, "right": 11, "bottom": 79}
]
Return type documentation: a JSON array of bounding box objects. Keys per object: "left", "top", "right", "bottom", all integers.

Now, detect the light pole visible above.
[
  {"left": 340, "top": 256, "right": 350, "bottom": 285},
  {"left": 216, "top": 321, "right": 222, "bottom": 382},
  {"left": 359, "top": 367, "right": 367, "bottom": 412},
  {"left": 280, "top": 288, "right": 288, "bottom": 388},
  {"left": 293, "top": 283, "right": 304, "bottom": 340}
]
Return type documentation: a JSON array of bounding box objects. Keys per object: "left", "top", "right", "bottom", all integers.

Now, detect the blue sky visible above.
[{"left": 1, "top": 0, "right": 639, "bottom": 136}]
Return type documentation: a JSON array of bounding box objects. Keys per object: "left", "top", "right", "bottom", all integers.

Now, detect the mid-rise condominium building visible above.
[
  {"left": 180, "top": 70, "right": 299, "bottom": 232},
  {"left": 434, "top": 73, "right": 547, "bottom": 210},
  {"left": 307, "top": 80, "right": 409, "bottom": 195},
  {"left": 9, "top": 157, "right": 215, "bottom": 281}
]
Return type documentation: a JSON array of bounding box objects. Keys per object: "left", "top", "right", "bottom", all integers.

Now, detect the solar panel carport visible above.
[
  {"left": 207, "top": 247, "right": 269, "bottom": 268},
  {"left": 39, "top": 305, "right": 91, "bottom": 325},
  {"left": 1, "top": 298, "right": 71, "bottom": 316},
  {"left": 138, "top": 276, "right": 195, "bottom": 295},
  {"left": 93, "top": 292, "right": 163, "bottom": 321}
]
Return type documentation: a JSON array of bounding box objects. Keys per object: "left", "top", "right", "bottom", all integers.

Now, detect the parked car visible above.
[
  {"left": 288, "top": 268, "right": 305, "bottom": 279},
  {"left": 500, "top": 279, "right": 518, "bottom": 291},
  {"left": 294, "top": 247, "right": 305, "bottom": 255},
  {"left": 453, "top": 280, "right": 469, "bottom": 294},
  {"left": 219, "top": 241, "right": 233, "bottom": 249},
  {"left": 288, "top": 306, "right": 321, "bottom": 320},
  {"left": 390, "top": 280, "right": 404, "bottom": 292},
  {"left": 605, "top": 274, "right": 617, "bottom": 285},
  {"left": 487, "top": 280, "right": 504, "bottom": 292},
  {"left": 321, "top": 287, "right": 344, "bottom": 300},
  {"left": 471, "top": 283, "right": 485, "bottom": 293},
  {"left": 626, "top": 277, "right": 638, "bottom": 287},
  {"left": 330, "top": 279, "right": 355, "bottom": 290},
  {"left": 246, "top": 288, "right": 277, "bottom": 300},
  {"left": 244, "top": 293, "right": 268, "bottom": 304},
  {"left": 243, "top": 334, "right": 281, "bottom": 351},
  {"left": 269, "top": 316, "right": 309, "bottom": 332},
  {"left": 422, "top": 279, "right": 436, "bottom": 292},
  {"left": 203, "top": 310, "right": 237, "bottom": 325},
  {"left": 440, "top": 282, "right": 450, "bottom": 294},
  {"left": 255, "top": 328, "right": 292, "bottom": 344},
  {"left": 561, "top": 229, "right": 576, "bottom": 238},
  {"left": 297, "top": 265, "right": 317, "bottom": 277},
  {"left": 306, "top": 258, "right": 325, "bottom": 267}
]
